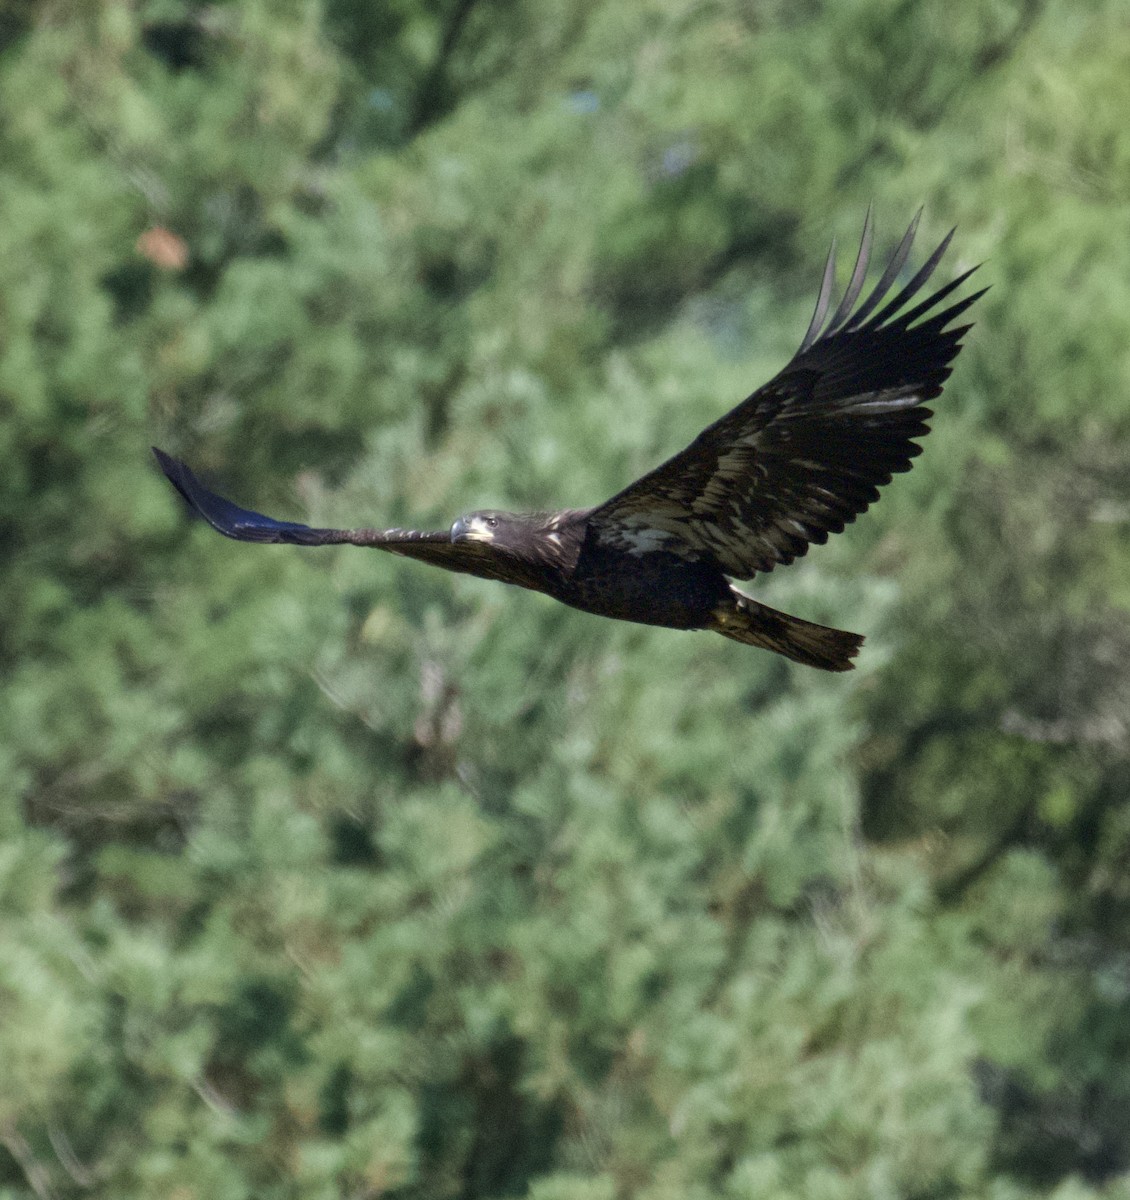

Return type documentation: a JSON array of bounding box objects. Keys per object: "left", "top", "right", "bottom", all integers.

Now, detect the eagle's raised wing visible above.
[
  {"left": 589, "top": 211, "right": 985, "bottom": 579},
  {"left": 152, "top": 448, "right": 499, "bottom": 577}
]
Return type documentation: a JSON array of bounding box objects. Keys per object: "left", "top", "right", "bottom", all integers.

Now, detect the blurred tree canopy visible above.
[{"left": 1, "top": 0, "right": 1129, "bottom": 1196}]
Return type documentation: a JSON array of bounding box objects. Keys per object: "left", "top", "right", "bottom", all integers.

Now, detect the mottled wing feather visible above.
[{"left": 590, "top": 215, "right": 985, "bottom": 578}]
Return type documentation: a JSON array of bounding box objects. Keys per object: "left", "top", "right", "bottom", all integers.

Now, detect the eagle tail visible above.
[{"left": 709, "top": 591, "right": 863, "bottom": 672}]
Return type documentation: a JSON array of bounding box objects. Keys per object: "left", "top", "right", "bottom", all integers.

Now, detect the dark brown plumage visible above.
[{"left": 155, "top": 211, "right": 983, "bottom": 670}]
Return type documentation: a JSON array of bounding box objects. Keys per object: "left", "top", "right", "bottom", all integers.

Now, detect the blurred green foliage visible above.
[{"left": 1, "top": 0, "right": 1129, "bottom": 1196}]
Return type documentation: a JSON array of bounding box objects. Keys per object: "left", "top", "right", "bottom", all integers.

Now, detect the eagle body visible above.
[
  {"left": 155, "top": 211, "right": 983, "bottom": 671},
  {"left": 567, "top": 532, "right": 730, "bottom": 630},
  {"left": 444, "top": 508, "right": 728, "bottom": 627}
]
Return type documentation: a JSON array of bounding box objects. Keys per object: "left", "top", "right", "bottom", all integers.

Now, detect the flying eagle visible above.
[{"left": 155, "top": 211, "right": 982, "bottom": 671}]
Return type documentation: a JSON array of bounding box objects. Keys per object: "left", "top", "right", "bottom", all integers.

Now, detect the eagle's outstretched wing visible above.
[
  {"left": 152, "top": 449, "right": 501, "bottom": 577},
  {"left": 589, "top": 211, "right": 985, "bottom": 579}
]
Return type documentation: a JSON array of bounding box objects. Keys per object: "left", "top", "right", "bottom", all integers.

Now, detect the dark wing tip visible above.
[
  {"left": 152, "top": 447, "right": 327, "bottom": 544},
  {"left": 798, "top": 235, "right": 838, "bottom": 354},
  {"left": 793, "top": 210, "right": 986, "bottom": 366},
  {"left": 823, "top": 203, "right": 874, "bottom": 336}
]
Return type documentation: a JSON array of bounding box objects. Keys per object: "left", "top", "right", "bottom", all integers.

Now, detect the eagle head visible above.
[
  {"left": 450, "top": 509, "right": 581, "bottom": 583},
  {"left": 450, "top": 510, "right": 520, "bottom": 546},
  {"left": 451, "top": 507, "right": 573, "bottom": 556}
]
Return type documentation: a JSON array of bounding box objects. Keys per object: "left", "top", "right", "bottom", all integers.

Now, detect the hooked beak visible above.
[{"left": 451, "top": 515, "right": 495, "bottom": 544}]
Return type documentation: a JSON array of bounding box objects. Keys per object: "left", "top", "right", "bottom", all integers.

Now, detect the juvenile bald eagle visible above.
[{"left": 155, "top": 211, "right": 982, "bottom": 671}]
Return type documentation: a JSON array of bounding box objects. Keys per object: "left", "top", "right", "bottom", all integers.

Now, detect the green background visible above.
[{"left": 2, "top": 0, "right": 1129, "bottom": 1196}]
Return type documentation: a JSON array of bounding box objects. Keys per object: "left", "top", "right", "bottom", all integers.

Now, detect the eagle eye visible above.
[{"left": 486, "top": 516, "right": 498, "bottom": 528}]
